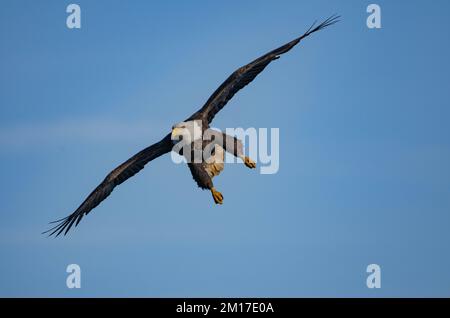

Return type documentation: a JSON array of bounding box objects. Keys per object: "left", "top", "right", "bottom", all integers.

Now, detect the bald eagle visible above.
[{"left": 44, "top": 15, "right": 339, "bottom": 237}]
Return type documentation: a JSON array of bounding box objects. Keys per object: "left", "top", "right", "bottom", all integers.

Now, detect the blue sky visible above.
[{"left": 1, "top": 0, "right": 450, "bottom": 297}]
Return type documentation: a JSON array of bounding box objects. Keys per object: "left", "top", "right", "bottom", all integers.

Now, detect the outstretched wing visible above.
[
  {"left": 188, "top": 15, "right": 340, "bottom": 124},
  {"left": 44, "top": 133, "right": 173, "bottom": 237}
]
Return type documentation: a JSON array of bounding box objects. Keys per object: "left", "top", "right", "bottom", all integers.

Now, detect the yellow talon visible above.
[
  {"left": 243, "top": 156, "right": 256, "bottom": 169},
  {"left": 211, "top": 187, "right": 223, "bottom": 205}
]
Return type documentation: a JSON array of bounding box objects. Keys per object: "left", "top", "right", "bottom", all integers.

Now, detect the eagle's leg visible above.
[
  {"left": 241, "top": 156, "right": 256, "bottom": 169},
  {"left": 218, "top": 132, "right": 256, "bottom": 170},
  {"left": 187, "top": 163, "right": 224, "bottom": 205},
  {"left": 211, "top": 187, "right": 224, "bottom": 205}
]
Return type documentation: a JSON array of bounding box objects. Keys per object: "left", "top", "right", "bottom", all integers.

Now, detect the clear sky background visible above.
[{"left": 1, "top": 0, "right": 450, "bottom": 297}]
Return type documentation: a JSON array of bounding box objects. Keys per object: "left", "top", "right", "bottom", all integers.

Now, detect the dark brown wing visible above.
[
  {"left": 187, "top": 15, "right": 340, "bottom": 124},
  {"left": 44, "top": 133, "right": 173, "bottom": 237}
]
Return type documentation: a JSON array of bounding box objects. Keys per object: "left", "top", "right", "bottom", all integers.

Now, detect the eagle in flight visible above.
[{"left": 45, "top": 15, "right": 339, "bottom": 237}]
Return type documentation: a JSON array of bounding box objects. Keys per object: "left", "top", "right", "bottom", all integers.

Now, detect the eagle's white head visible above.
[{"left": 171, "top": 120, "right": 203, "bottom": 144}]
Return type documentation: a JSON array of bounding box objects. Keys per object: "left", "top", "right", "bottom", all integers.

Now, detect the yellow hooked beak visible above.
[{"left": 171, "top": 127, "right": 184, "bottom": 140}]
